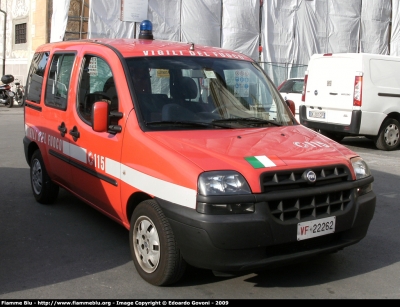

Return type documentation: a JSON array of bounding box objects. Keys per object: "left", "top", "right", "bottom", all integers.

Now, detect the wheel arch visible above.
[
  {"left": 26, "top": 141, "right": 40, "bottom": 166},
  {"left": 126, "top": 191, "right": 153, "bottom": 224},
  {"left": 385, "top": 112, "right": 400, "bottom": 123}
]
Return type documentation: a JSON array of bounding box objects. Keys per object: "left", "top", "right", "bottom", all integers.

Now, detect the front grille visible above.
[
  {"left": 261, "top": 165, "right": 353, "bottom": 222},
  {"left": 268, "top": 189, "right": 352, "bottom": 221}
]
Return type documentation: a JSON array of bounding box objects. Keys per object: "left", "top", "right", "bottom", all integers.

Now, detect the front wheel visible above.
[
  {"left": 16, "top": 88, "right": 24, "bottom": 106},
  {"left": 30, "top": 150, "right": 59, "bottom": 204},
  {"left": 130, "top": 199, "right": 186, "bottom": 286},
  {"left": 375, "top": 118, "right": 400, "bottom": 151},
  {"left": 5, "top": 97, "right": 13, "bottom": 108}
]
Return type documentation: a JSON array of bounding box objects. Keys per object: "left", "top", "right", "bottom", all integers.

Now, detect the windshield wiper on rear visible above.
[{"left": 212, "top": 117, "right": 282, "bottom": 127}]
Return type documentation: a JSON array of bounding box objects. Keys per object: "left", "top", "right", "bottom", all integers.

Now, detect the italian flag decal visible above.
[{"left": 245, "top": 155, "right": 286, "bottom": 168}]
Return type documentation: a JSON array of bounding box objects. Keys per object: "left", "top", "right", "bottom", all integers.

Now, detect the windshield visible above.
[{"left": 125, "top": 56, "right": 296, "bottom": 130}]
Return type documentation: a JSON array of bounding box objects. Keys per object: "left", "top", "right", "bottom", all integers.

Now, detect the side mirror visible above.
[
  {"left": 286, "top": 99, "right": 295, "bottom": 116},
  {"left": 92, "top": 101, "right": 109, "bottom": 132}
]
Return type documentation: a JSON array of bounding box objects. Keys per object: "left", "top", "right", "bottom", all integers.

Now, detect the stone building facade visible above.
[{"left": 0, "top": 0, "right": 88, "bottom": 87}]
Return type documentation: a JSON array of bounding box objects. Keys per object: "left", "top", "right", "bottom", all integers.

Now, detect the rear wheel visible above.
[
  {"left": 319, "top": 130, "right": 344, "bottom": 143},
  {"left": 30, "top": 150, "right": 59, "bottom": 204},
  {"left": 375, "top": 118, "right": 400, "bottom": 151},
  {"left": 130, "top": 199, "right": 186, "bottom": 286}
]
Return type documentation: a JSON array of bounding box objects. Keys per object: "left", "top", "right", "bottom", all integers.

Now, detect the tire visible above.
[
  {"left": 319, "top": 130, "right": 344, "bottom": 143},
  {"left": 130, "top": 199, "right": 186, "bottom": 286},
  {"left": 16, "top": 89, "right": 24, "bottom": 106},
  {"left": 375, "top": 118, "right": 400, "bottom": 151},
  {"left": 30, "top": 150, "right": 59, "bottom": 204},
  {"left": 5, "top": 97, "right": 13, "bottom": 108}
]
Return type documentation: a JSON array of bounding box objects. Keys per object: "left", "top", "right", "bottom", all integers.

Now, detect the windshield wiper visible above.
[
  {"left": 212, "top": 117, "right": 282, "bottom": 126},
  {"left": 145, "top": 120, "right": 233, "bottom": 129}
]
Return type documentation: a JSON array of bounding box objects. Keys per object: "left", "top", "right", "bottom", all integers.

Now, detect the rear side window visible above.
[
  {"left": 26, "top": 52, "right": 50, "bottom": 103},
  {"left": 45, "top": 53, "right": 75, "bottom": 110}
]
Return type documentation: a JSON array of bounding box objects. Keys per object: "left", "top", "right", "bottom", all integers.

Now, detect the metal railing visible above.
[{"left": 258, "top": 62, "right": 308, "bottom": 87}]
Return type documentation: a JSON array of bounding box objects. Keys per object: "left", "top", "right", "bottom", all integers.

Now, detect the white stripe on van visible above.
[
  {"left": 105, "top": 157, "right": 120, "bottom": 179},
  {"left": 118, "top": 162, "right": 197, "bottom": 209},
  {"left": 60, "top": 142, "right": 197, "bottom": 209},
  {"left": 103, "top": 158, "right": 197, "bottom": 209},
  {"left": 63, "top": 141, "right": 87, "bottom": 164}
]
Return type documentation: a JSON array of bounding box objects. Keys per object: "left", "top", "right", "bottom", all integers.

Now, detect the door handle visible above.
[
  {"left": 69, "top": 126, "right": 80, "bottom": 141},
  {"left": 58, "top": 122, "right": 67, "bottom": 137}
]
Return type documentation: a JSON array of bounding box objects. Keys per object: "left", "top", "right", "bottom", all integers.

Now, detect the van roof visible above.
[
  {"left": 311, "top": 52, "right": 400, "bottom": 61},
  {"left": 35, "top": 38, "right": 253, "bottom": 61}
]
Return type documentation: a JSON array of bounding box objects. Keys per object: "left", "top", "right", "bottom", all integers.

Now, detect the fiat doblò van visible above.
[
  {"left": 300, "top": 53, "right": 400, "bottom": 150},
  {"left": 23, "top": 23, "right": 376, "bottom": 286}
]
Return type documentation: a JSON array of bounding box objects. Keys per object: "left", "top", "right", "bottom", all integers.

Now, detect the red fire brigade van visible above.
[{"left": 23, "top": 21, "right": 376, "bottom": 286}]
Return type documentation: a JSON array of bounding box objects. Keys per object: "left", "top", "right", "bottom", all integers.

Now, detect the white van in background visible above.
[{"left": 300, "top": 53, "right": 400, "bottom": 151}]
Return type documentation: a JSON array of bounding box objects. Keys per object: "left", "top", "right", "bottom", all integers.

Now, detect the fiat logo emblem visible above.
[
  {"left": 303, "top": 170, "right": 317, "bottom": 184},
  {"left": 314, "top": 90, "right": 318, "bottom": 95}
]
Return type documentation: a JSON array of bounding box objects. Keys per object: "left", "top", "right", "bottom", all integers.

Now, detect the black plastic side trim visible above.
[
  {"left": 25, "top": 102, "right": 42, "bottom": 112},
  {"left": 378, "top": 92, "right": 400, "bottom": 98},
  {"left": 49, "top": 149, "right": 118, "bottom": 186}
]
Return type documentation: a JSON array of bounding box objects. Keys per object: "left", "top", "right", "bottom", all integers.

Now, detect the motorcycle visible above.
[{"left": 0, "top": 74, "right": 16, "bottom": 108}]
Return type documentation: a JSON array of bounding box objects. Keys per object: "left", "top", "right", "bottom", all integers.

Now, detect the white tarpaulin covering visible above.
[
  {"left": 260, "top": 0, "right": 298, "bottom": 82},
  {"left": 391, "top": 1, "right": 400, "bottom": 56},
  {"left": 295, "top": 0, "right": 328, "bottom": 63},
  {"left": 262, "top": 0, "right": 362, "bottom": 66},
  {"left": 50, "top": 0, "right": 70, "bottom": 42},
  {"left": 221, "top": 0, "right": 260, "bottom": 60},
  {"left": 86, "top": 0, "right": 393, "bottom": 66},
  {"left": 326, "top": 0, "right": 361, "bottom": 54},
  {"left": 145, "top": 0, "right": 180, "bottom": 41},
  {"left": 360, "top": 0, "right": 391, "bottom": 54},
  {"left": 89, "top": 0, "right": 136, "bottom": 38},
  {"left": 261, "top": 0, "right": 297, "bottom": 64},
  {"left": 181, "top": 0, "right": 221, "bottom": 47},
  {"left": 261, "top": 0, "right": 391, "bottom": 64}
]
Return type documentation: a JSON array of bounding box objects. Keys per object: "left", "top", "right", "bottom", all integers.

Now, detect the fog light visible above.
[
  {"left": 197, "top": 202, "right": 255, "bottom": 215},
  {"left": 357, "top": 183, "right": 372, "bottom": 196}
]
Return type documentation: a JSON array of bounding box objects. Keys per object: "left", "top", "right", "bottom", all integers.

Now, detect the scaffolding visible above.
[{"left": 64, "top": 0, "right": 89, "bottom": 41}]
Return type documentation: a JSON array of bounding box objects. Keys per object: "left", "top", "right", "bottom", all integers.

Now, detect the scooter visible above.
[{"left": 0, "top": 74, "right": 15, "bottom": 108}]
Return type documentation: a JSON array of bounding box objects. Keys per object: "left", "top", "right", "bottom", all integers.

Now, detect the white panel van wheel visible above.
[
  {"left": 375, "top": 118, "right": 400, "bottom": 151},
  {"left": 129, "top": 199, "right": 186, "bottom": 286},
  {"left": 30, "top": 150, "right": 59, "bottom": 204}
]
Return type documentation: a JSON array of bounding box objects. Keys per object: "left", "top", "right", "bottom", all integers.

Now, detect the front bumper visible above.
[{"left": 156, "top": 176, "right": 376, "bottom": 272}]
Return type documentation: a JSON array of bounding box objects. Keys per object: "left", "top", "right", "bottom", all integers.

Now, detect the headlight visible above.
[
  {"left": 351, "top": 157, "right": 371, "bottom": 180},
  {"left": 198, "top": 171, "right": 251, "bottom": 196}
]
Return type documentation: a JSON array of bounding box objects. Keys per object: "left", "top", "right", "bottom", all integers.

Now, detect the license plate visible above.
[
  {"left": 309, "top": 110, "right": 325, "bottom": 119},
  {"left": 297, "top": 216, "right": 335, "bottom": 241}
]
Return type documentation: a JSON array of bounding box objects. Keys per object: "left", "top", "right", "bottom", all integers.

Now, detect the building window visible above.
[{"left": 15, "top": 23, "right": 27, "bottom": 44}]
